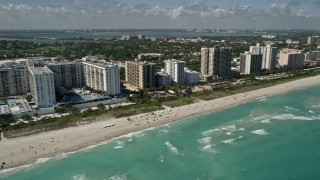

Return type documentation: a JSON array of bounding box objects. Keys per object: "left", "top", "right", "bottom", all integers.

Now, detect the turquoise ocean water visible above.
[{"left": 1, "top": 86, "right": 320, "bottom": 180}]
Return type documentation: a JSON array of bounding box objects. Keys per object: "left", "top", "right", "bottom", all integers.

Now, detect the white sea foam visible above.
[
  {"left": 258, "top": 97, "right": 267, "bottom": 102},
  {"left": 221, "top": 138, "right": 236, "bottom": 144},
  {"left": 122, "top": 132, "right": 145, "bottom": 139},
  {"left": 220, "top": 125, "right": 237, "bottom": 131},
  {"left": 201, "top": 144, "right": 216, "bottom": 153},
  {"left": 116, "top": 141, "right": 125, "bottom": 146},
  {"left": 114, "top": 146, "right": 123, "bottom": 149},
  {"left": 251, "top": 114, "right": 272, "bottom": 121},
  {"left": 201, "top": 129, "right": 214, "bottom": 136},
  {"left": 202, "top": 125, "right": 237, "bottom": 136},
  {"left": 165, "top": 141, "right": 179, "bottom": 155},
  {"left": 35, "top": 157, "right": 51, "bottom": 164},
  {"left": 271, "top": 113, "right": 314, "bottom": 121},
  {"left": 251, "top": 129, "right": 269, "bottom": 135},
  {"left": 226, "top": 132, "right": 234, "bottom": 136},
  {"left": 260, "top": 119, "right": 271, "bottom": 124},
  {"left": 309, "top": 110, "right": 315, "bottom": 114},
  {"left": 198, "top": 137, "right": 211, "bottom": 145},
  {"left": 127, "top": 139, "right": 133, "bottom": 142},
  {"left": 109, "top": 174, "right": 127, "bottom": 180},
  {"left": 73, "top": 174, "right": 87, "bottom": 180},
  {"left": 285, "top": 106, "right": 300, "bottom": 111}
]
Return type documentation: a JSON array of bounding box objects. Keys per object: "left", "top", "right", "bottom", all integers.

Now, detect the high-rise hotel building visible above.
[
  {"left": 201, "top": 46, "right": 232, "bottom": 78},
  {"left": 249, "top": 43, "right": 278, "bottom": 70},
  {"left": 28, "top": 66, "right": 56, "bottom": 108},
  {"left": 240, "top": 52, "right": 263, "bottom": 75},
  {"left": 164, "top": 59, "right": 185, "bottom": 85},
  {"left": 47, "top": 62, "right": 84, "bottom": 91},
  {"left": 82, "top": 62, "right": 121, "bottom": 95},
  {"left": 0, "top": 62, "right": 29, "bottom": 96},
  {"left": 125, "top": 61, "right": 155, "bottom": 89},
  {"left": 279, "top": 49, "right": 305, "bottom": 70}
]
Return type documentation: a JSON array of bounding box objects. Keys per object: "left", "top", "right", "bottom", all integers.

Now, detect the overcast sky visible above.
[{"left": 1, "top": 0, "right": 320, "bottom": 29}]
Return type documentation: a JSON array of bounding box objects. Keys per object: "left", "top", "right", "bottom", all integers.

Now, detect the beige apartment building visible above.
[
  {"left": 125, "top": 61, "right": 155, "bottom": 89},
  {"left": 279, "top": 49, "right": 305, "bottom": 70}
]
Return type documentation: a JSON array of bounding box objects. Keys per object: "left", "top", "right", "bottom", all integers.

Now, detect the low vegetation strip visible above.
[{"left": 2, "top": 102, "right": 163, "bottom": 138}]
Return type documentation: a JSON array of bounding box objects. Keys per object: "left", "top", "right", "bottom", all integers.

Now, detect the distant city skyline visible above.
[{"left": 1, "top": 0, "right": 320, "bottom": 29}]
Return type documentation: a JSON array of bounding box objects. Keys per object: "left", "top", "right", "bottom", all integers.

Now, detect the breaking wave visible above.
[
  {"left": 165, "top": 141, "right": 179, "bottom": 155},
  {"left": 251, "top": 129, "right": 269, "bottom": 135},
  {"left": 109, "top": 174, "right": 127, "bottom": 180}
]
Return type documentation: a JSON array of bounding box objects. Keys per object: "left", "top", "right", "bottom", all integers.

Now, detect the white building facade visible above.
[
  {"left": 164, "top": 59, "right": 186, "bottom": 85},
  {"left": 82, "top": 62, "right": 121, "bottom": 95},
  {"left": 240, "top": 52, "right": 263, "bottom": 75},
  {"left": 184, "top": 68, "right": 200, "bottom": 85},
  {"left": 28, "top": 66, "right": 56, "bottom": 108},
  {"left": 249, "top": 43, "right": 277, "bottom": 70}
]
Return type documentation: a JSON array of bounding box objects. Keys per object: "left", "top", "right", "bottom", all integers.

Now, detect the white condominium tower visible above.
[
  {"left": 164, "top": 59, "right": 185, "bottom": 85},
  {"left": 249, "top": 43, "right": 278, "bottom": 70},
  {"left": 240, "top": 52, "right": 263, "bottom": 75},
  {"left": 82, "top": 62, "right": 121, "bottom": 96},
  {"left": 28, "top": 66, "right": 56, "bottom": 108},
  {"left": 201, "top": 46, "right": 232, "bottom": 78}
]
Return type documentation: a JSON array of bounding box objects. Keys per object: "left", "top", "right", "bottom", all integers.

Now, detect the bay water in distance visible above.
[
  {"left": 1, "top": 86, "right": 320, "bottom": 180},
  {"left": 0, "top": 29, "right": 287, "bottom": 43}
]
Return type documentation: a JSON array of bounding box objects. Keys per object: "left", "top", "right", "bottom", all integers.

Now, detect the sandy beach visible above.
[{"left": 1, "top": 75, "right": 320, "bottom": 170}]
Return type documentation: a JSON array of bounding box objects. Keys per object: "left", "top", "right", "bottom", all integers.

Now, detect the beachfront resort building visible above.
[
  {"left": 0, "top": 62, "right": 29, "bottom": 96},
  {"left": 184, "top": 67, "right": 200, "bottom": 85},
  {"left": 155, "top": 70, "right": 171, "bottom": 88},
  {"left": 47, "top": 62, "right": 84, "bottom": 91},
  {"left": 28, "top": 66, "right": 56, "bottom": 108},
  {"left": 125, "top": 61, "right": 155, "bottom": 89},
  {"left": 82, "top": 62, "right": 121, "bottom": 95},
  {"left": 249, "top": 43, "right": 278, "bottom": 70},
  {"left": 164, "top": 59, "right": 186, "bottom": 85},
  {"left": 279, "top": 49, "right": 305, "bottom": 70},
  {"left": 201, "top": 46, "right": 232, "bottom": 79},
  {"left": 240, "top": 52, "right": 263, "bottom": 75}
]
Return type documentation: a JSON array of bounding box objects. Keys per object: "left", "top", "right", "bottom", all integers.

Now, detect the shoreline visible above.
[{"left": 1, "top": 75, "right": 320, "bottom": 171}]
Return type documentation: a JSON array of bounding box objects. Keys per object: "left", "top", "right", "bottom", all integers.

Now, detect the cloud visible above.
[{"left": 0, "top": 1, "right": 318, "bottom": 29}]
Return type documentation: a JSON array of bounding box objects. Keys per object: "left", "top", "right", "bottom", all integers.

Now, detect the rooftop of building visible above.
[
  {"left": 0, "top": 99, "right": 31, "bottom": 115},
  {"left": 46, "top": 61, "right": 81, "bottom": 66},
  {"left": 280, "top": 48, "right": 303, "bottom": 54},
  {"left": 82, "top": 61, "right": 119, "bottom": 68},
  {"left": 28, "top": 66, "right": 54, "bottom": 75},
  {"left": 164, "top": 59, "right": 185, "bottom": 63},
  {"left": 126, "top": 61, "right": 155, "bottom": 65}
]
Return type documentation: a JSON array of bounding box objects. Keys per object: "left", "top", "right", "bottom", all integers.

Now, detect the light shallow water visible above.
[{"left": 2, "top": 86, "right": 320, "bottom": 180}]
